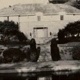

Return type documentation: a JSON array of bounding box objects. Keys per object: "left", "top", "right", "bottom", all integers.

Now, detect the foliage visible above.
[
  {"left": 72, "top": 46, "right": 80, "bottom": 60},
  {"left": 0, "top": 20, "right": 19, "bottom": 34},
  {"left": 58, "top": 29, "right": 66, "bottom": 43},
  {"left": 58, "top": 21, "right": 80, "bottom": 43},
  {"left": 17, "top": 31, "right": 27, "bottom": 42},
  {"left": 72, "top": 0, "right": 80, "bottom": 9},
  {"left": 3, "top": 48, "right": 26, "bottom": 63},
  {"left": 0, "top": 20, "right": 27, "bottom": 42}
]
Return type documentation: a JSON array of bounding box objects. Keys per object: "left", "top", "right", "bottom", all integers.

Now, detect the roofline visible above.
[
  {"left": 0, "top": 14, "right": 35, "bottom": 17},
  {"left": 66, "top": 13, "right": 80, "bottom": 15},
  {"left": 0, "top": 13, "right": 80, "bottom": 17}
]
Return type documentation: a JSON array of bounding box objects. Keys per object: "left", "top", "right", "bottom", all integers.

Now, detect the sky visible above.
[{"left": 0, "top": 0, "right": 48, "bottom": 9}]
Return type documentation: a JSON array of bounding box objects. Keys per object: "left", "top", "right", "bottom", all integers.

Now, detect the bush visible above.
[
  {"left": 0, "top": 20, "right": 28, "bottom": 42},
  {"left": 2, "top": 48, "right": 26, "bottom": 63},
  {"left": 57, "top": 21, "right": 80, "bottom": 43},
  {"left": 72, "top": 46, "right": 80, "bottom": 60}
]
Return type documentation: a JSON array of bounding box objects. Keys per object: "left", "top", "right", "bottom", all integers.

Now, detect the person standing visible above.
[{"left": 50, "top": 38, "right": 61, "bottom": 61}]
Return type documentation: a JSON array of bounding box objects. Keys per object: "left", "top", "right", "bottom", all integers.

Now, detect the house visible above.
[{"left": 0, "top": 3, "right": 80, "bottom": 43}]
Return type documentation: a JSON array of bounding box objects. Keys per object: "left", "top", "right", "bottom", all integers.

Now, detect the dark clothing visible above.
[
  {"left": 30, "top": 39, "right": 40, "bottom": 62},
  {"left": 51, "top": 45, "right": 61, "bottom": 61},
  {"left": 51, "top": 39, "right": 61, "bottom": 61}
]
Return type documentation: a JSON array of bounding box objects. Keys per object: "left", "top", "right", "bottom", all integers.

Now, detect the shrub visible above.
[
  {"left": 72, "top": 46, "right": 80, "bottom": 60},
  {"left": 2, "top": 48, "right": 26, "bottom": 63}
]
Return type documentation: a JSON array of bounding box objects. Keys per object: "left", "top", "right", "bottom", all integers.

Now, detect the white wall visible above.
[
  {"left": 9, "top": 16, "right": 19, "bottom": 23},
  {"left": 0, "top": 17, "right": 7, "bottom": 21},
  {"left": 64, "top": 14, "right": 80, "bottom": 21},
  {"left": 42, "top": 15, "right": 60, "bottom": 21},
  {"left": 0, "top": 13, "right": 80, "bottom": 38},
  {"left": 19, "top": 21, "right": 68, "bottom": 38}
]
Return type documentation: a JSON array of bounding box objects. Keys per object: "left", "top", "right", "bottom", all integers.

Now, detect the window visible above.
[
  {"left": 30, "top": 33, "right": 32, "bottom": 37},
  {"left": 37, "top": 16, "right": 41, "bottom": 21},
  {"left": 60, "top": 15, "right": 64, "bottom": 20},
  {"left": 50, "top": 32, "right": 52, "bottom": 36}
]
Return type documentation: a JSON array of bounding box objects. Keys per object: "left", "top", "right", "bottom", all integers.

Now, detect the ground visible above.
[{"left": 37, "top": 42, "right": 80, "bottom": 62}]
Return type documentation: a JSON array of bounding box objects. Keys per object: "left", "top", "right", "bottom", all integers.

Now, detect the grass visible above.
[{"left": 38, "top": 42, "right": 80, "bottom": 61}]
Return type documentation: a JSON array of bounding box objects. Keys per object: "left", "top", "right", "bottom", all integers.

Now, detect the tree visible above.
[
  {"left": 58, "top": 29, "right": 65, "bottom": 42},
  {"left": 64, "top": 22, "right": 77, "bottom": 37},
  {"left": 0, "top": 20, "right": 19, "bottom": 34},
  {"left": 0, "top": 20, "right": 27, "bottom": 42},
  {"left": 74, "top": 21, "right": 80, "bottom": 37},
  {"left": 17, "top": 31, "right": 27, "bottom": 42},
  {"left": 58, "top": 21, "right": 80, "bottom": 43}
]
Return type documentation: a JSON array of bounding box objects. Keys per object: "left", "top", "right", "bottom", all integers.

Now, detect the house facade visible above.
[{"left": 0, "top": 4, "right": 80, "bottom": 43}]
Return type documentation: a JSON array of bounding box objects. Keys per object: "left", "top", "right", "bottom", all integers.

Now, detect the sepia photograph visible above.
[{"left": 0, "top": 0, "right": 80, "bottom": 80}]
